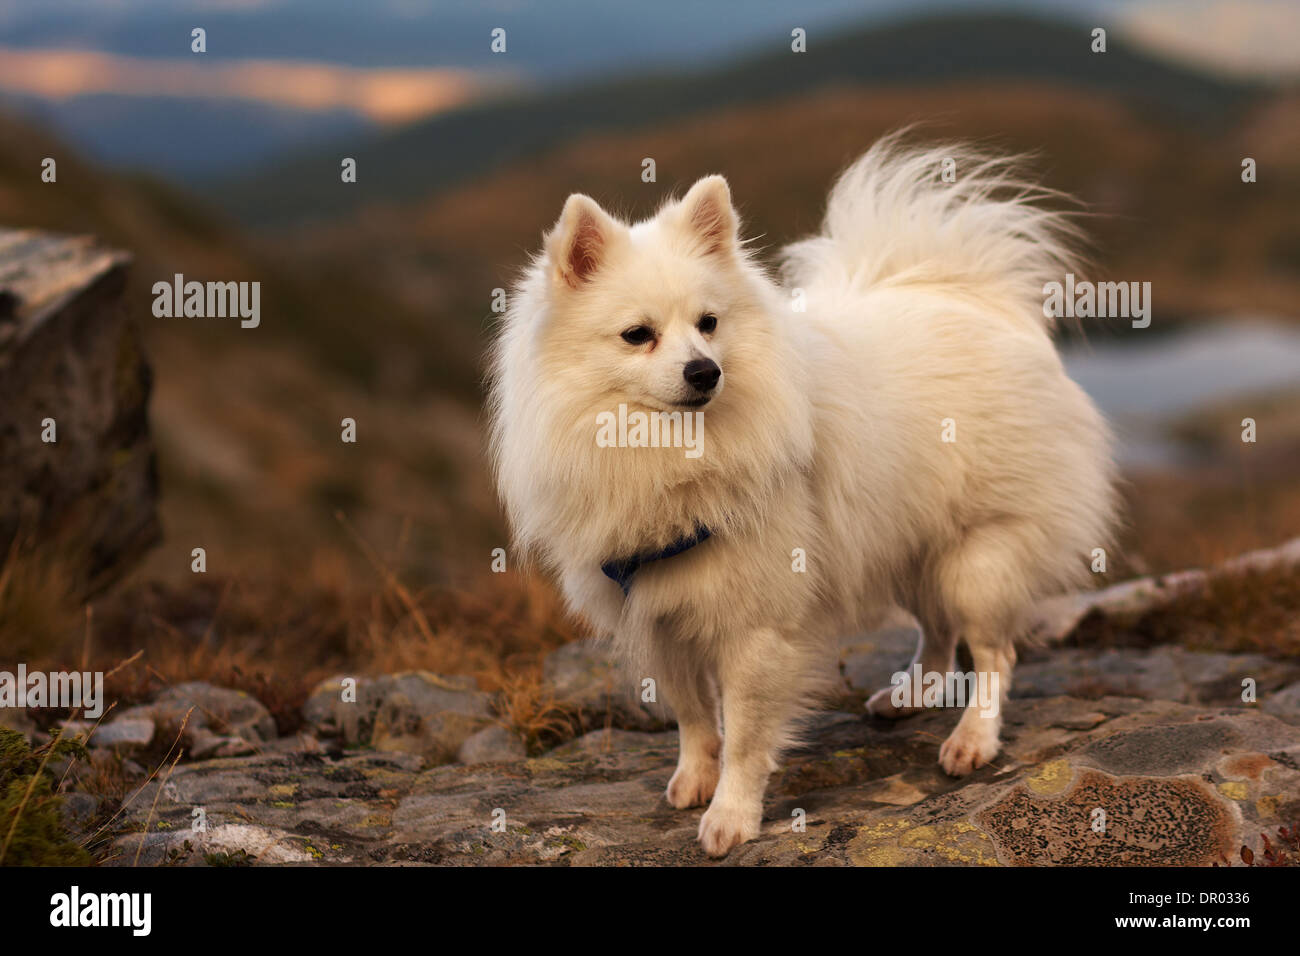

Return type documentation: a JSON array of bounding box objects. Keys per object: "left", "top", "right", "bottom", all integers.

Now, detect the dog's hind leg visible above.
[
  {"left": 938, "top": 637, "right": 1014, "bottom": 775},
  {"left": 865, "top": 608, "right": 957, "bottom": 718},
  {"left": 930, "top": 526, "right": 1029, "bottom": 775},
  {"left": 658, "top": 646, "right": 723, "bottom": 810}
]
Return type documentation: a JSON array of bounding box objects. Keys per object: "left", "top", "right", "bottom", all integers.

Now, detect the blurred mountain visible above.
[
  {"left": 266, "top": 84, "right": 1300, "bottom": 332},
  {"left": 216, "top": 12, "right": 1269, "bottom": 227},
  {"left": 4, "top": 93, "right": 369, "bottom": 181}
]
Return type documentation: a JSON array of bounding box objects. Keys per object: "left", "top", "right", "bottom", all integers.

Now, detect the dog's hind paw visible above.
[{"left": 866, "top": 686, "right": 923, "bottom": 719}]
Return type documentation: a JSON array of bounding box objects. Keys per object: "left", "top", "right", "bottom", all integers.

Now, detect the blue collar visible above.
[{"left": 601, "top": 525, "right": 711, "bottom": 596}]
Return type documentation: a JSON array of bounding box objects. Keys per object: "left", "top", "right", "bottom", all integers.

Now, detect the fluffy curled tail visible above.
[{"left": 780, "top": 131, "right": 1084, "bottom": 329}]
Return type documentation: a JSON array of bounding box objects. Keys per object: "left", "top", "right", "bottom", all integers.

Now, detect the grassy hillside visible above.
[
  {"left": 279, "top": 81, "right": 1300, "bottom": 330},
  {"left": 0, "top": 112, "right": 500, "bottom": 597},
  {"left": 217, "top": 12, "right": 1268, "bottom": 226}
]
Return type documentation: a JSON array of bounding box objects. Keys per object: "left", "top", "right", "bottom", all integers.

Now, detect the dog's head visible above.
[
  {"left": 490, "top": 174, "right": 814, "bottom": 563},
  {"left": 539, "top": 175, "right": 766, "bottom": 412}
]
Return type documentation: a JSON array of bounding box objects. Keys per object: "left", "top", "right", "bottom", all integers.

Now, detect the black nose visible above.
[{"left": 683, "top": 358, "right": 721, "bottom": 392}]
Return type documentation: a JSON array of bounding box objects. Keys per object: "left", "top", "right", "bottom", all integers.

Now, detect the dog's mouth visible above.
[{"left": 678, "top": 395, "right": 712, "bottom": 408}]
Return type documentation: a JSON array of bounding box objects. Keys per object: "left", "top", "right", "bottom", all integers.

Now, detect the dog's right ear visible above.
[{"left": 547, "top": 194, "right": 620, "bottom": 290}]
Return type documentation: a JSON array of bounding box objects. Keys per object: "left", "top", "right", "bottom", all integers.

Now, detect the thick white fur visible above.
[{"left": 487, "top": 133, "right": 1119, "bottom": 857}]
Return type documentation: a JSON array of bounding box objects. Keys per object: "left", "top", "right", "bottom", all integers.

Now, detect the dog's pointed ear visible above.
[
  {"left": 678, "top": 175, "right": 737, "bottom": 256},
  {"left": 548, "top": 193, "right": 620, "bottom": 289}
]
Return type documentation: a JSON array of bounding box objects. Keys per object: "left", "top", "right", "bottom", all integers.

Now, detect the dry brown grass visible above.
[
  {"left": 0, "top": 535, "right": 83, "bottom": 665},
  {"left": 1115, "top": 471, "right": 1300, "bottom": 578},
  {"left": 1070, "top": 563, "right": 1300, "bottom": 657},
  {"left": 493, "top": 670, "right": 586, "bottom": 754},
  {"left": 10, "top": 523, "right": 582, "bottom": 742}
]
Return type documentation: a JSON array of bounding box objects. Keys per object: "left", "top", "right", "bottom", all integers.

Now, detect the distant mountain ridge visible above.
[{"left": 215, "top": 11, "right": 1267, "bottom": 227}]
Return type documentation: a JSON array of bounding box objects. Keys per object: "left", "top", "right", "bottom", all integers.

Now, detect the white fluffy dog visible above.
[{"left": 488, "top": 134, "right": 1119, "bottom": 857}]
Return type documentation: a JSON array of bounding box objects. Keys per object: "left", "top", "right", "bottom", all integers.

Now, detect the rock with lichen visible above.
[
  {"left": 302, "top": 671, "right": 493, "bottom": 763},
  {"left": 98, "top": 674, "right": 1300, "bottom": 866}
]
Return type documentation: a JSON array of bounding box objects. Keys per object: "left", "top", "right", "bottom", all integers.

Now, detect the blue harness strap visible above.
[{"left": 601, "top": 525, "right": 711, "bottom": 596}]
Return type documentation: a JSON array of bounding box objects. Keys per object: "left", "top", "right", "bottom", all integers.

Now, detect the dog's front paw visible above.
[
  {"left": 938, "top": 721, "right": 1000, "bottom": 776},
  {"left": 697, "top": 798, "right": 760, "bottom": 857},
  {"left": 865, "top": 686, "right": 923, "bottom": 719},
  {"left": 666, "top": 757, "right": 720, "bottom": 809}
]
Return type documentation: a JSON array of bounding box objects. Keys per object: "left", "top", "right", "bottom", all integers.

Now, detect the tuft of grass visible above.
[
  {"left": 494, "top": 672, "right": 584, "bottom": 754},
  {"left": 0, "top": 728, "right": 92, "bottom": 866}
]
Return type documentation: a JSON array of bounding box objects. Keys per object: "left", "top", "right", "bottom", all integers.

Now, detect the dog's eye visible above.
[
  {"left": 698, "top": 313, "right": 718, "bottom": 334},
  {"left": 621, "top": 326, "right": 656, "bottom": 345}
]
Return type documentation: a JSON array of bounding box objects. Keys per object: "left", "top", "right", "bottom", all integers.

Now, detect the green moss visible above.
[
  {"left": 546, "top": 835, "right": 588, "bottom": 853},
  {"left": 0, "top": 727, "right": 92, "bottom": 866}
]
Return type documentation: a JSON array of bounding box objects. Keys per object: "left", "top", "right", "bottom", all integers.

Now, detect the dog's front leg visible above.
[
  {"left": 659, "top": 647, "right": 722, "bottom": 809},
  {"left": 697, "top": 627, "right": 803, "bottom": 857}
]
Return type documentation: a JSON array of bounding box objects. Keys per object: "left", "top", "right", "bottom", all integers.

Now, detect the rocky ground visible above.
[{"left": 25, "top": 612, "right": 1300, "bottom": 867}]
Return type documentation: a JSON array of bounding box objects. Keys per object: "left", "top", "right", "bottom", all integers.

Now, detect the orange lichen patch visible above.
[
  {"left": 977, "top": 769, "right": 1236, "bottom": 866},
  {"left": 1220, "top": 752, "right": 1278, "bottom": 781}
]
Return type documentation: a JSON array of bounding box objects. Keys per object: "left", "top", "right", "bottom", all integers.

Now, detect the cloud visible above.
[
  {"left": 1118, "top": 0, "right": 1300, "bottom": 79},
  {"left": 0, "top": 47, "right": 513, "bottom": 122}
]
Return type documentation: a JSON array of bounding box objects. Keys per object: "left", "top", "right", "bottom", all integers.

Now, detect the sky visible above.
[{"left": 0, "top": 0, "right": 1295, "bottom": 178}]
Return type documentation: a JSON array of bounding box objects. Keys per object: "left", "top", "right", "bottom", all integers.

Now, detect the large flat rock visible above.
[{"left": 106, "top": 694, "right": 1300, "bottom": 866}]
